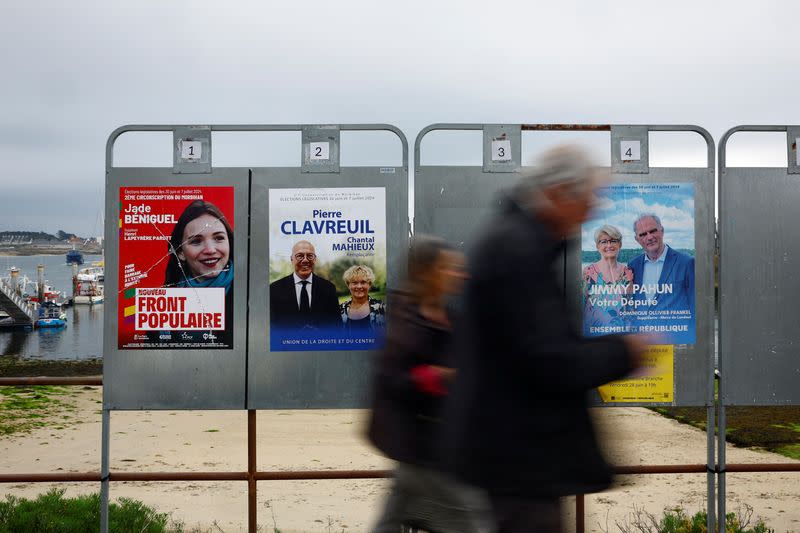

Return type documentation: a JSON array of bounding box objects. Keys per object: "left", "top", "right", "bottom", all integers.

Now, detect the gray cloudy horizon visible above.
[{"left": 1, "top": 1, "right": 798, "bottom": 236}]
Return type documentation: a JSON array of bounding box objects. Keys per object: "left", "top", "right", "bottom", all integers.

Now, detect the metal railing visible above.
[{"left": 1, "top": 376, "right": 799, "bottom": 533}]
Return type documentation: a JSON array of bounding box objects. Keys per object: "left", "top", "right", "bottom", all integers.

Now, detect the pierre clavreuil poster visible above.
[
  {"left": 581, "top": 182, "right": 695, "bottom": 402},
  {"left": 268, "top": 187, "right": 387, "bottom": 352},
  {"left": 118, "top": 186, "right": 235, "bottom": 350}
]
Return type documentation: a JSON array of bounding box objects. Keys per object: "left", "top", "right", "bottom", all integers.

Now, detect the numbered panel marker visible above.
[
  {"left": 491, "top": 139, "right": 512, "bottom": 162},
  {"left": 180, "top": 140, "right": 202, "bottom": 161},
  {"left": 310, "top": 141, "right": 330, "bottom": 161},
  {"left": 620, "top": 140, "right": 641, "bottom": 162}
]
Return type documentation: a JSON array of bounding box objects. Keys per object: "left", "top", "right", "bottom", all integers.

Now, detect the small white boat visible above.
[{"left": 76, "top": 264, "right": 104, "bottom": 282}]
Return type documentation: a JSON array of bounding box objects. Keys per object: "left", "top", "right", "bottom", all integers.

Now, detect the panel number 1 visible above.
[{"left": 180, "top": 140, "right": 202, "bottom": 161}]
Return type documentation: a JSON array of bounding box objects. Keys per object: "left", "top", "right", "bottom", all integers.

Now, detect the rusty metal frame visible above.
[{"left": 1, "top": 377, "right": 799, "bottom": 533}]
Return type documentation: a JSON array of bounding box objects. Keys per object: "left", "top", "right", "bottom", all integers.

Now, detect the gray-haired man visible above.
[{"left": 439, "top": 145, "right": 647, "bottom": 533}]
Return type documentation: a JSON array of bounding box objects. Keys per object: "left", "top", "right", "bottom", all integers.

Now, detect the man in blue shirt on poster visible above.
[{"left": 628, "top": 213, "right": 695, "bottom": 341}]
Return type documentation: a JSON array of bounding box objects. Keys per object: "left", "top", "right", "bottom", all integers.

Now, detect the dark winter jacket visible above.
[
  {"left": 367, "top": 291, "right": 453, "bottom": 466},
  {"left": 439, "top": 194, "right": 635, "bottom": 497}
]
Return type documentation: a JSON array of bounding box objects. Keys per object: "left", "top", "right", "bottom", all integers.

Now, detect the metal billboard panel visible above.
[
  {"left": 415, "top": 124, "right": 714, "bottom": 408},
  {"left": 414, "top": 166, "right": 520, "bottom": 250},
  {"left": 720, "top": 127, "right": 800, "bottom": 404},
  {"left": 567, "top": 166, "right": 715, "bottom": 407},
  {"left": 247, "top": 164, "right": 409, "bottom": 409},
  {"left": 103, "top": 168, "right": 250, "bottom": 410}
]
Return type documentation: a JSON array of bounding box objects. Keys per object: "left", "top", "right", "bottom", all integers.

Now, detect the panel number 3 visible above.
[{"left": 491, "top": 140, "right": 512, "bottom": 162}]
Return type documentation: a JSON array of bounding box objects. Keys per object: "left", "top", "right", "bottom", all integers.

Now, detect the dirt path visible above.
[{"left": 0, "top": 387, "right": 797, "bottom": 532}]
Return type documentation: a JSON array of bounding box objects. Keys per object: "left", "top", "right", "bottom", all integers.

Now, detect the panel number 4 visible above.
[{"left": 620, "top": 140, "right": 641, "bottom": 162}]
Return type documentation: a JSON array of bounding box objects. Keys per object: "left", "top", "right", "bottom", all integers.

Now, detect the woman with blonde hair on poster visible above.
[
  {"left": 339, "top": 264, "right": 385, "bottom": 334},
  {"left": 582, "top": 224, "right": 633, "bottom": 336}
]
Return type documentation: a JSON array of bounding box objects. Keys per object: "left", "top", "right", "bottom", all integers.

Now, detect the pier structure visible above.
[{"left": 0, "top": 275, "right": 37, "bottom": 327}]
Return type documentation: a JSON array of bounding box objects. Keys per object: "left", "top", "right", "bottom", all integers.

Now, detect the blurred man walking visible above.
[{"left": 440, "top": 145, "right": 648, "bottom": 533}]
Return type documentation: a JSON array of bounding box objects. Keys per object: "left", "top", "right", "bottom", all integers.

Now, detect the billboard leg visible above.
[
  {"left": 707, "top": 404, "right": 716, "bottom": 533},
  {"left": 717, "top": 402, "right": 727, "bottom": 533},
  {"left": 100, "top": 408, "right": 111, "bottom": 533}
]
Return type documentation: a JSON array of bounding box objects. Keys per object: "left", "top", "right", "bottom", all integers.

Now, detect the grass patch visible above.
[
  {"left": 0, "top": 488, "right": 185, "bottom": 532},
  {"left": 774, "top": 444, "right": 800, "bottom": 460},
  {"left": 0, "top": 386, "right": 79, "bottom": 437},
  {"left": 650, "top": 406, "right": 800, "bottom": 461}
]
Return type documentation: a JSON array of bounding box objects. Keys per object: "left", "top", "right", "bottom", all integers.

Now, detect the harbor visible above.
[{"left": 0, "top": 254, "right": 104, "bottom": 360}]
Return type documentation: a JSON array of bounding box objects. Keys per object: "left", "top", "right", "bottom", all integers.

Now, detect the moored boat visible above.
[
  {"left": 66, "top": 248, "right": 84, "bottom": 265},
  {"left": 73, "top": 280, "right": 104, "bottom": 305},
  {"left": 35, "top": 302, "right": 67, "bottom": 328}
]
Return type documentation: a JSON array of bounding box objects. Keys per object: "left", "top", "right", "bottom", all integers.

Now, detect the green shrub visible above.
[
  {"left": 603, "top": 504, "right": 775, "bottom": 533},
  {"left": 0, "top": 488, "right": 184, "bottom": 533}
]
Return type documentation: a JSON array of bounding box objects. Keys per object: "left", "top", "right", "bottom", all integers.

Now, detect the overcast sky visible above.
[{"left": 1, "top": 1, "right": 798, "bottom": 236}]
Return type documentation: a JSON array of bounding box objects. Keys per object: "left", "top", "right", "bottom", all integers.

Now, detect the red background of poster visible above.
[{"left": 118, "top": 186, "right": 235, "bottom": 348}]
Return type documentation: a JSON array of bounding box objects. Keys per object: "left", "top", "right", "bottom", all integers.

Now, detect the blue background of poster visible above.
[{"left": 581, "top": 182, "right": 696, "bottom": 344}]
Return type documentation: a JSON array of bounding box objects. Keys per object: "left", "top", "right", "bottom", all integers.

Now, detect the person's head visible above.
[
  {"left": 291, "top": 240, "right": 317, "bottom": 279},
  {"left": 343, "top": 265, "right": 376, "bottom": 301},
  {"left": 165, "top": 200, "right": 233, "bottom": 284},
  {"left": 407, "top": 235, "right": 466, "bottom": 302},
  {"left": 514, "top": 144, "right": 609, "bottom": 236},
  {"left": 594, "top": 224, "right": 623, "bottom": 261},
  {"left": 633, "top": 214, "right": 665, "bottom": 259}
]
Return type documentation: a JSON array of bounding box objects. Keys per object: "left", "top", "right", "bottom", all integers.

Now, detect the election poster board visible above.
[
  {"left": 118, "top": 186, "right": 235, "bottom": 349},
  {"left": 268, "top": 187, "right": 387, "bottom": 352},
  {"left": 581, "top": 182, "right": 695, "bottom": 403}
]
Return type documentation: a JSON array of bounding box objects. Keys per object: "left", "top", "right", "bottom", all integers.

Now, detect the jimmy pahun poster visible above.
[
  {"left": 268, "top": 187, "right": 387, "bottom": 352},
  {"left": 118, "top": 186, "right": 235, "bottom": 350},
  {"left": 581, "top": 182, "right": 696, "bottom": 345}
]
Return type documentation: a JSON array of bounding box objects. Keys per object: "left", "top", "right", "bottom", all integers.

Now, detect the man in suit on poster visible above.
[
  {"left": 269, "top": 240, "right": 341, "bottom": 331},
  {"left": 628, "top": 213, "right": 695, "bottom": 316}
]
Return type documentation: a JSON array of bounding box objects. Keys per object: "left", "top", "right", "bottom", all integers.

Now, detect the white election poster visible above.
[{"left": 268, "top": 187, "right": 387, "bottom": 351}]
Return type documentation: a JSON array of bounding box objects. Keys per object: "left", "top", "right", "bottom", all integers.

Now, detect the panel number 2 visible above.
[
  {"left": 620, "top": 140, "right": 641, "bottom": 161},
  {"left": 310, "top": 142, "right": 330, "bottom": 161},
  {"left": 491, "top": 140, "right": 512, "bottom": 162}
]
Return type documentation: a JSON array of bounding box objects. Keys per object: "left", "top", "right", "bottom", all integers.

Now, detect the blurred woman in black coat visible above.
[{"left": 367, "top": 235, "right": 492, "bottom": 533}]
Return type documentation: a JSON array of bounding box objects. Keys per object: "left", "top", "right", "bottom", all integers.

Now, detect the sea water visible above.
[{"left": 0, "top": 254, "right": 103, "bottom": 360}]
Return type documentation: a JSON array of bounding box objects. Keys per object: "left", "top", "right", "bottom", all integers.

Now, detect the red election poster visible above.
[{"left": 118, "top": 186, "right": 235, "bottom": 349}]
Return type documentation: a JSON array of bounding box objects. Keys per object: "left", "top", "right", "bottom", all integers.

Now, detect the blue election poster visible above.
[{"left": 581, "top": 182, "right": 695, "bottom": 344}]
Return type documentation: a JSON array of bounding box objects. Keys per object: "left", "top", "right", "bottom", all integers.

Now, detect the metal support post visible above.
[
  {"left": 248, "top": 409, "right": 257, "bottom": 533},
  {"left": 706, "top": 404, "right": 716, "bottom": 533},
  {"left": 100, "top": 408, "right": 111, "bottom": 533},
  {"left": 576, "top": 494, "right": 585, "bottom": 533},
  {"left": 717, "top": 403, "right": 727, "bottom": 533}
]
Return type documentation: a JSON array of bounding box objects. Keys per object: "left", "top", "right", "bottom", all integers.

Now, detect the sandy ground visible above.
[{"left": 1, "top": 387, "right": 798, "bottom": 533}]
